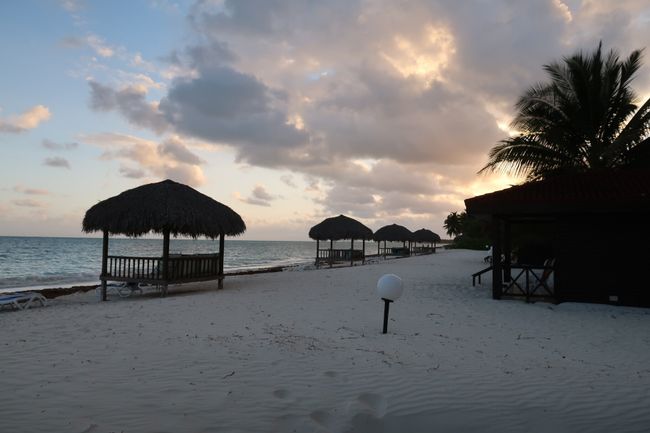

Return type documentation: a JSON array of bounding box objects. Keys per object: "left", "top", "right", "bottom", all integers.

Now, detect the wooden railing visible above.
[
  {"left": 502, "top": 264, "right": 554, "bottom": 302},
  {"left": 411, "top": 246, "right": 435, "bottom": 255},
  {"left": 472, "top": 264, "right": 555, "bottom": 302},
  {"left": 104, "top": 254, "right": 221, "bottom": 284},
  {"left": 316, "top": 248, "right": 364, "bottom": 263},
  {"left": 379, "top": 247, "right": 410, "bottom": 257}
]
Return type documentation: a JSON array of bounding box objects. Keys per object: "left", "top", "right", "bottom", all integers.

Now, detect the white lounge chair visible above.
[
  {"left": 96, "top": 282, "right": 145, "bottom": 298},
  {"left": 0, "top": 292, "right": 48, "bottom": 311}
]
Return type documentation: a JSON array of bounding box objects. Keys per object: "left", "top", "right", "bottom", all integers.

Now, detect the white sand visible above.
[{"left": 2, "top": 249, "right": 650, "bottom": 433}]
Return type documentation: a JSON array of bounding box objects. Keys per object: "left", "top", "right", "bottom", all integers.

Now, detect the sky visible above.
[{"left": 1, "top": 0, "right": 649, "bottom": 240}]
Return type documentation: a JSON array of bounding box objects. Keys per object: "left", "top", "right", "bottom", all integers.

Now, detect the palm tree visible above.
[
  {"left": 480, "top": 42, "right": 650, "bottom": 180},
  {"left": 443, "top": 211, "right": 463, "bottom": 238}
]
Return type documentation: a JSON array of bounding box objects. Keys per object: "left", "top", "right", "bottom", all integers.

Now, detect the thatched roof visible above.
[
  {"left": 465, "top": 169, "right": 650, "bottom": 216},
  {"left": 373, "top": 224, "right": 413, "bottom": 242},
  {"left": 82, "top": 179, "right": 246, "bottom": 238},
  {"left": 308, "top": 214, "right": 373, "bottom": 241},
  {"left": 412, "top": 228, "right": 441, "bottom": 243}
]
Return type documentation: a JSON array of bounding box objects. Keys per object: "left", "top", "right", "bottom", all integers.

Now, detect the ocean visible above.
[{"left": 0, "top": 236, "right": 389, "bottom": 293}]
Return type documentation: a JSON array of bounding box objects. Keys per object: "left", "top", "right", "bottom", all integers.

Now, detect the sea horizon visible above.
[{"left": 0, "top": 235, "right": 407, "bottom": 293}]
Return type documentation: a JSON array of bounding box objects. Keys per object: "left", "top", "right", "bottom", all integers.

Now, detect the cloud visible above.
[
  {"left": 239, "top": 184, "right": 278, "bottom": 206},
  {"left": 84, "top": 0, "right": 650, "bottom": 233},
  {"left": 80, "top": 132, "right": 205, "bottom": 186},
  {"left": 12, "top": 199, "right": 46, "bottom": 208},
  {"left": 280, "top": 174, "right": 296, "bottom": 188},
  {"left": 159, "top": 136, "right": 203, "bottom": 165},
  {"left": 119, "top": 165, "right": 146, "bottom": 179},
  {"left": 43, "top": 157, "right": 71, "bottom": 169},
  {"left": 59, "top": 0, "right": 83, "bottom": 12},
  {"left": 88, "top": 81, "right": 167, "bottom": 133},
  {"left": 0, "top": 105, "right": 51, "bottom": 133},
  {"left": 158, "top": 66, "right": 308, "bottom": 154},
  {"left": 42, "top": 139, "right": 79, "bottom": 151},
  {"left": 13, "top": 185, "right": 50, "bottom": 195},
  {"left": 61, "top": 34, "right": 115, "bottom": 57}
]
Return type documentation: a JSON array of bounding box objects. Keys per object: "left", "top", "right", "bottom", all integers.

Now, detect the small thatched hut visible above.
[
  {"left": 373, "top": 224, "right": 413, "bottom": 257},
  {"left": 308, "top": 214, "right": 373, "bottom": 267},
  {"left": 412, "top": 228, "right": 441, "bottom": 254},
  {"left": 83, "top": 179, "right": 246, "bottom": 300},
  {"left": 465, "top": 169, "right": 650, "bottom": 306}
]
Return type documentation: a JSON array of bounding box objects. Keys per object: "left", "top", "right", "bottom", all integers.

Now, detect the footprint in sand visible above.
[
  {"left": 272, "top": 389, "right": 291, "bottom": 399},
  {"left": 357, "top": 392, "right": 388, "bottom": 418},
  {"left": 323, "top": 371, "right": 338, "bottom": 378},
  {"left": 310, "top": 410, "right": 336, "bottom": 430}
]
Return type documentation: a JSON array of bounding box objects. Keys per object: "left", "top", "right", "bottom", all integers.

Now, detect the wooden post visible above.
[
  {"left": 316, "top": 239, "right": 320, "bottom": 268},
  {"left": 162, "top": 229, "right": 170, "bottom": 297},
  {"left": 329, "top": 239, "right": 333, "bottom": 268},
  {"left": 492, "top": 218, "right": 503, "bottom": 300},
  {"left": 362, "top": 239, "right": 365, "bottom": 264},
  {"left": 350, "top": 238, "right": 354, "bottom": 266},
  {"left": 219, "top": 233, "right": 225, "bottom": 289},
  {"left": 377, "top": 240, "right": 380, "bottom": 255},
  {"left": 503, "top": 219, "right": 512, "bottom": 283},
  {"left": 384, "top": 240, "right": 387, "bottom": 258},
  {"left": 101, "top": 230, "right": 109, "bottom": 301}
]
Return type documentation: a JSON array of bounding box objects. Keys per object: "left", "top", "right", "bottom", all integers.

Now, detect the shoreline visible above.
[
  {"left": 8, "top": 252, "right": 420, "bottom": 298},
  {"left": 1, "top": 251, "right": 422, "bottom": 296}
]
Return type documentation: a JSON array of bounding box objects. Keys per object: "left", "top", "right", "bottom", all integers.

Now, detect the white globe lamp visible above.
[{"left": 377, "top": 274, "right": 403, "bottom": 333}]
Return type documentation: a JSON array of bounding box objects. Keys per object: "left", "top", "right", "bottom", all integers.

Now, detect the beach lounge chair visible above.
[
  {"left": 0, "top": 292, "right": 48, "bottom": 311},
  {"left": 96, "top": 282, "right": 144, "bottom": 298}
]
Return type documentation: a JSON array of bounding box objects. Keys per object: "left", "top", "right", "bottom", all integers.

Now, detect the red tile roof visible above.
[{"left": 465, "top": 169, "right": 650, "bottom": 215}]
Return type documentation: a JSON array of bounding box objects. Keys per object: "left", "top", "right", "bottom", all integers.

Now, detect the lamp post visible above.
[{"left": 376, "top": 274, "right": 403, "bottom": 334}]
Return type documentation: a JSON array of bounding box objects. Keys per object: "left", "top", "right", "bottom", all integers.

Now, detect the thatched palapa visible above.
[
  {"left": 373, "top": 224, "right": 414, "bottom": 257},
  {"left": 412, "top": 228, "right": 441, "bottom": 254},
  {"left": 309, "top": 215, "right": 373, "bottom": 267},
  {"left": 83, "top": 179, "right": 246, "bottom": 300}
]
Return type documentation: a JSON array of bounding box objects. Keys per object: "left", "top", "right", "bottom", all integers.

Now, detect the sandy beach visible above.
[{"left": 2, "top": 249, "right": 650, "bottom": 433}]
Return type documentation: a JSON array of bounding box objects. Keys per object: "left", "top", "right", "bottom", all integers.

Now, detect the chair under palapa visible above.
[{"left": 82, "top": 179, "right": 246, "bottom": 300}]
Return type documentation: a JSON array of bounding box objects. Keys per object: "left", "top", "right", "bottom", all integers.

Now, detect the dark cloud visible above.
[
  {"left": 43, "top": 157, "right": 71, "bottom": 169},
  {"left": 159, "top": 138, "right": 202, "bottom": 165},
  {"left": 159, "top": 67, "right": 308, "bottom": 151},
  {"left": 42, "top": 139, "right": 78, "bottom": 150},
  {"left": 88, "top": 81, "right": 167, "bottom": 133},
  {"left": 240, "top": 185, "right": 277, "bottom": 206},
  {"left": 119, "top": 165, "right": 146, "bottom": 179},
  {"left": 280, "top": 174, "right": 296, "bottom": 188}
]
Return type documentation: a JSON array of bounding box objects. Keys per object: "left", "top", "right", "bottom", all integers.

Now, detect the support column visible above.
[
  {"left": 329, "top": 239, "right": 333, "bottom": 268},
  {"left": 362, "top": 239, "right": 365, "bottom": 264},
  {"left": 100, "top": 230, "right": 109, "bottom": 301},
  {"left": 162, "top": 229, "right": 170, "bottom": 297},
  {"left": 492, "top": 218, "right": 503, "bottom": 300},
  {"left": 218, "top": 233, "right": 225, "bottom": 289},
  {"left": 503, "top": 220, "right": 512, "bottom": 283},
  {"left": 316, "top": 239, "right": 320, "bottom": 268},
  {"left": 350, "top": 238, "right": 354, "bottom": 266}
]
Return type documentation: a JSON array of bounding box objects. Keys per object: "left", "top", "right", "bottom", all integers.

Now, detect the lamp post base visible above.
[{"left": 382, "top": 298, "right": 393, "bottom": 334}]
